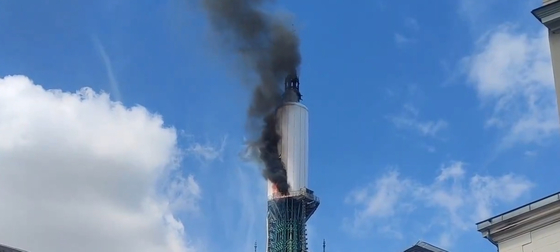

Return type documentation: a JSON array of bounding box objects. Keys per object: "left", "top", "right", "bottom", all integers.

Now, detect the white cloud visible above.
[
  {"left": 457, "top": 0, "right": 534, "bottom": 30},
  {"left": 457, "top": 0, "right": 493, "bottom": 25},
  {"left": 436, "top": 161, "right": 465, "bottom": 182},
  {"left": 389, "top": 103, "right": 448, "bottom": 137},
  {"left": 524, "top": 150, "right": 538, "bottom": 156},
  {"left": 346, "top": 171, "right": 410, "bottom": 220},
  {"left": 185, "top": 135, "right": 227, "bottom": 163},
  {"left": 210, "top": 163, "right": 267, "bottom": 252},
  {"left": 93, "top": 35, "right": 122, "bottom": 102},
  {"left": 394, "top": 33, "right": 415, "bottom": 46},
  {"left": 418, "top": 144, "right": 437, "bottom": 153},
  {"left": 394, "top": 18, "right": 419, "bottom": 47},
  {"left": 166, "top": 174, "right": 202, "bottom": 213},
  {"left": 344, "top": 161, "right": 533, "bottom": 247},
  {"left": 469, "top": 173, "right": 533, "bottom": 220},
  {"left": 404, "top": 17, "right": 419, "bottom": 31},
  {"left": 344, "top": 170, "right": 414, "bottom": 238},
  {"left": 228, "top": 166, "right": 265, "bottom": 251},
  {"left": 0, "top": 75, "right": 198, "bottom": 252},
  {"left": 464, "top": 26, "right": 558, "bottom": 147}
]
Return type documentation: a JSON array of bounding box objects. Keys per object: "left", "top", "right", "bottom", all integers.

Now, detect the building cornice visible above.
[
  {"left": 479, "top": 200, "right": 560, "bottom": 244},
  {"left": 533, "top": 0, "right": 560, "bottom": 33}
]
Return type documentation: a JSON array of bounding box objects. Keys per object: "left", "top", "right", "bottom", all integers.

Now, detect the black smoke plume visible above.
[{"left": 201, "top": 0, "right": 301, "bottom": 195}]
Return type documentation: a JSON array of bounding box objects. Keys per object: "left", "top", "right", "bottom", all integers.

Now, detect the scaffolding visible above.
[{"left": 267, "top": 189, "right": 319, "bottom": 252}]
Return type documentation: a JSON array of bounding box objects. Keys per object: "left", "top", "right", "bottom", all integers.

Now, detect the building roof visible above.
[
  {"left": 403, "top": 241, "right": 448, "bottom": 252},
  {"left": 0, "top": 243, "right": 27, "bottom": 252},
  {"left": 476, "top": 191, "right": 560, "bottom": 231},
  {"left": 532, "top": 0, "right": 560, "bottom": 31}
]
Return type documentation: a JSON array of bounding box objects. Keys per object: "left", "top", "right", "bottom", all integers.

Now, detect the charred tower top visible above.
[
  {"left": 267, "top": 76, "right": 320, "bottom": 252},
  {"left": 283, "top": 74, "right": 302, "bottom": 103}
]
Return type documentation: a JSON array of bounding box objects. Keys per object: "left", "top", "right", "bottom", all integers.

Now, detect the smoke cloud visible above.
[{"left": 201, "top": 0, "right": 301, "bottom": 195}]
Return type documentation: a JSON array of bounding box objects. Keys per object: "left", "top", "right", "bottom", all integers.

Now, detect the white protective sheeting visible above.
[{"left": 277, "top": 102, "right": 309, "bottom": 192}]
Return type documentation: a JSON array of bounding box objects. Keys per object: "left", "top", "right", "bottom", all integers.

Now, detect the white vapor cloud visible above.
[
  {"left": 93, "top": 35, "right": 122, "bottom": 102},
  {"left": 524, "top": 150, "right": 538, "bottom": 157},
  {"left": 185, "top": 135, "right": 227, "bottom": 163},
  {"left": 463, "top": 26, "right": 559, "bottom": 147},
  {"left": 344, "top": 161, "right": 533, "bottom": 248},
  {"left": 211, "top": 162, "right": 267, "bottom": 252},
  {"left": 166, "top": 174, "right": 202, "bottom": 213},
  {"left": 457, "top": 0, "right": 495, "bottom": 25},
  {"left": 0, "top": 75, "right": 198, "bottom": 252},
  {"left": 394, "top": 18, "right": 419, "bottom": 47},
  {"left": 404, "top": 17, "right": 419, "bottom": 31},
  {"left": 389, "top": 103, "right": 448, "bottom": 137},
  {"left": 394, "top": 33, "right": 414, "bottom": 46}
]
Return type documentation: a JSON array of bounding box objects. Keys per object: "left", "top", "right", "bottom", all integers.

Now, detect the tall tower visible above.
[
  {"left": 266, "top": 75, "right": 320, "bottom": 252},
  {"left": 532, "top": 1, "right": 560, "bottom": 122}
]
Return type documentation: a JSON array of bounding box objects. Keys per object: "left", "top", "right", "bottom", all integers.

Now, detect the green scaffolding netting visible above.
[{"left": 267, "top": 197, "right": 308, "bottom": 252}]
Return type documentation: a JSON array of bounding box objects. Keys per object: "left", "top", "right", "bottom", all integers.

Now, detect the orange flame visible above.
[
  {"left": 272, "top": 183, "right": 279, "bottom": 197},
  {"left": 271, "top": 183, "right": 290, "bottom": 198}
]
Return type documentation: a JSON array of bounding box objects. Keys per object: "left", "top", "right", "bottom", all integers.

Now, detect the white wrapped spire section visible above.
[
  {"left": 266, "top": 101, "right": 309, "bottom": 199},
  {"left": 278, "top": 102, "right": 309, "bottom": 190}
]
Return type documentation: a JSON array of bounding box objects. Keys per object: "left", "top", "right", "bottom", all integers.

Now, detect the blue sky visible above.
[{"left": 0, "top": 0, "right": 559, "bottom": 252}]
